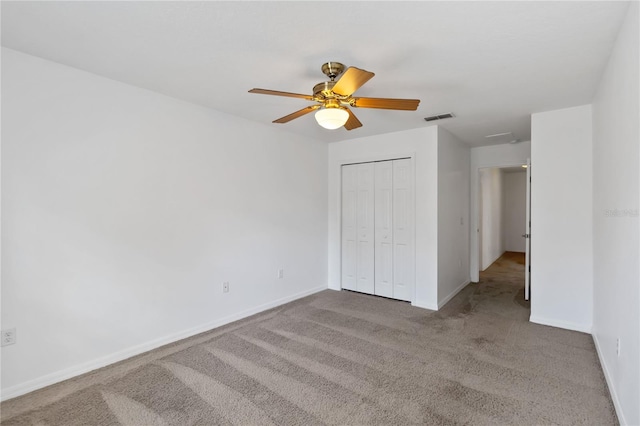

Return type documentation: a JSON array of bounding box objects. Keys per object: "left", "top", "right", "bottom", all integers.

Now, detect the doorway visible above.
[{"left": 477, "top": 163, "right": 531, "bottom": 300}]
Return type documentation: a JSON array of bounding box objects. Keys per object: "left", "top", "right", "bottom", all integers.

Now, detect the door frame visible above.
[
  {"left": 471, "top": 162, "right": 529, "bottom": 282},
  {"left": 524, "top": 157, "right": 531, "bottom": 300}
]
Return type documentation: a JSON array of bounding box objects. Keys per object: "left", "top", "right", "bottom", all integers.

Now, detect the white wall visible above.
[
  {"left": 479, "top": 168, "right": 504, "bottom": 270},
  {"left": 591, "top": 3, "right": 640, "bottom": 425},
  {"left": 437, "top": 127, "right": 470, "bottom": 307},
  {"left": 328, "top": 127, "right": 439, "bottom": 309},
  {"left": 503, "top": 171, "right": 527, "bottom": 252},
  {"left": 470, "top": 141, "right": 531, "bottom": 281},
  {"left": 1, "top": 48, "right": 328, "bottom": 399},
  {"left": 530, "top": 104, "right": 593, "bottom": 333}
]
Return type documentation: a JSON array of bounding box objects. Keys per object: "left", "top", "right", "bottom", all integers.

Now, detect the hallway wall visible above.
[
  {"left": 503, "top": 171, "right": 527, "bottom": 252},
  {"left": 437, "top": 127, "right": 471, "bottom": 307},
  {"left": 530, "top": 104, "right": 593, "bottom": 333},
  {"left": 479, "top": 168, "right": 504, "bottom": 270}
]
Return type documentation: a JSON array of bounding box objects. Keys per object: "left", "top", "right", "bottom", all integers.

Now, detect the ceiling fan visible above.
[{"left": 249, "top": 62, "right": 420, "bottom": 131}]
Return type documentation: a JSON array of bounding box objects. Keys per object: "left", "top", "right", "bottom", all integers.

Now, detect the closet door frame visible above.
[{"left": 339, "top": 153, "right": 416, "bottom": 303}]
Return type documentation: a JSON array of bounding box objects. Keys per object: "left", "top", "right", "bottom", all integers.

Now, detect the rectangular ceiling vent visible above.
[
  {"left": 424, "top": 112, "right": 455, "bottom": 122},
  {"left": 485, "top": 132, "right": 513, "bottom": 139}
]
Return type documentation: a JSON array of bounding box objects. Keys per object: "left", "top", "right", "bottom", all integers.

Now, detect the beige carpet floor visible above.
[{"left": 1, "top": 252, "right": 617, "bottom": 425}]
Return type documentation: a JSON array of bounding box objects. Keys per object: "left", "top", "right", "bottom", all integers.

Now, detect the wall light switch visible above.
[{"left": 1, "top": 328, "right": 16, "bottom": 347}]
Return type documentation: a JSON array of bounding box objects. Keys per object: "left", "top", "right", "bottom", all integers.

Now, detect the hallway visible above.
[
  {"left": 461, "top": 250, "right": 530, "bottom": 319},
  {"left": 437, "top": 250, "right": 616, "bottom": 423}
]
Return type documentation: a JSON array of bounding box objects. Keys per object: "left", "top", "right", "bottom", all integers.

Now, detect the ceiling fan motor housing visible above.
[
  {"left": 321, "top": 62, "right": 345, "bottom": 80},
  {"left": 313, "top": 81, "right": 337, "bottom": 99},
  {"left": 323, "top": 99, "right": 343, "bottom": 109}
]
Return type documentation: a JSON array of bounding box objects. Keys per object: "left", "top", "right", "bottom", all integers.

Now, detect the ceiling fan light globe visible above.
[{"left": 315, "top": 108, "right": 349, "bottom": 130}]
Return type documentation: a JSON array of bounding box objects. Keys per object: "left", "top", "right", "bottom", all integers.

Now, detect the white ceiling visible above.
[{"left": 1, "top": 1, "right": 629, "bottom": 147}]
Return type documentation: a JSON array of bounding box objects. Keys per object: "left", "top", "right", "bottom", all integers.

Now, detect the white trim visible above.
[
  {"left": 412, "top": 299, "right": 438, "bottom": 311},
  {"left": 529, "top": 315, "right": 592, "bottom": 334},
  {"left": 0, "top": 285, "right": 326, "bottom": 401},
  {"left": 593, "top": 333, "right": 627, "bottom": 425},
  {"left": 438, "top": 279, "right": 471, "bottom": 309}
]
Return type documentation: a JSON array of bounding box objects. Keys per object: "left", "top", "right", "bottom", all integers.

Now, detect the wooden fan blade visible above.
[
  {"left": 249, "top": 88, "right": 314, "bottom": 101},
  {"left": 352, "top": 97, "right": 420, "bottom": 110},
  {"left": 331, "top": 67, "right": 375, "bottom": 96},
  {"left": 344, "top": 108, "right": 363, "bottom": 131},
  {"left": 273, "top": 105, "right": 320, "bottom": 124}
]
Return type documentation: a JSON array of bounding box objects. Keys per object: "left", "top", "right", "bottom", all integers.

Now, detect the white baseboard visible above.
[
  {"left": 1, "top": 285, "right": 327, "bottom": 401},
  {"left": 412, "top": 299, "right": 438, "bottom": 310},
  {"left": 438, "top": 279, "right": 471, "bottom": 309},
  {"left": 529, "top": 315, "right": 592, "bottom": 334},
  {"left": 592, "top": 333, "right": 626, "bottom": 425}
]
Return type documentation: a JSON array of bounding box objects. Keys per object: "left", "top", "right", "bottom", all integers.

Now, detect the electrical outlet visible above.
[
  {"left": 616, "top": 338, "right": 621, "bottom": 357},
  {"left": 1, "top": 328, "right": 16, "bottom": 347},
  {"left": 278, "top": 269, "right": 284, "bottom": 279},
  {"left": 223, "top": 282, "right": 229, "bottom": 293}
]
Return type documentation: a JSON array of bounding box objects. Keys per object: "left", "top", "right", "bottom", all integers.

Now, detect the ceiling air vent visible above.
[
  {"left": 424, "top": 112, "right": 455, "bottom": 122},
  {"left": 485, "top": 132, "right": 513, "bottom": 139},
  {"left": 485, "top": 131, "right": 519, "bottom": 144}
]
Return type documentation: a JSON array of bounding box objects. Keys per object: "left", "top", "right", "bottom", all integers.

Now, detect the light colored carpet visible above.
[{"left": 1, "top": 252, "right": 617, "bottom": 425}]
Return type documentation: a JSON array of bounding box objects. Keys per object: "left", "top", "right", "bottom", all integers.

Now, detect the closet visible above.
[{"left": 341, "top": 158, "right": 414, "bottom": 301}]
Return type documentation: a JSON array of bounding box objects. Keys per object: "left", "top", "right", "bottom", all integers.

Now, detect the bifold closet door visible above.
[
  {"left": 374, "top": 161, "right": 394, "bottom": 298},
  {"left": 342, "top": 159, "right": 413, "bottom": 301},
  {"left": 374, "top": 159, "right": 414, "bottom": 301},
  {"left": 392, "top": 158, "right": 414, "bottom": 302},
  {"left": 341, "top": 163, "right": 375, "bottom": 294}
]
